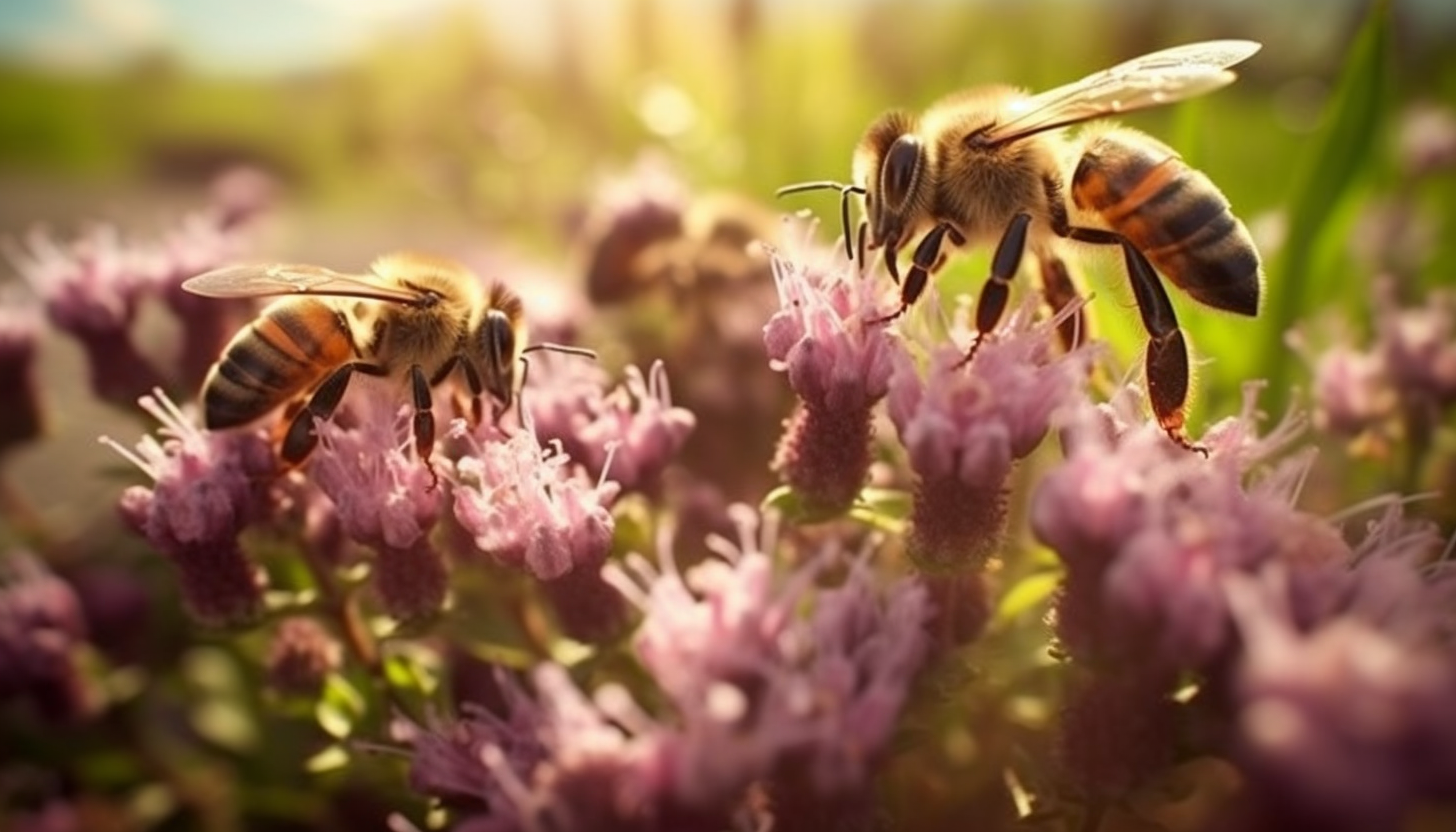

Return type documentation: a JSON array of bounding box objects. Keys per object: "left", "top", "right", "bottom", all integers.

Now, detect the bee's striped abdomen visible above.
[
  {"left": 202, "top": 298, "right": 355, "bottom": 429},
  {"left": 1072, "top": 129, "right": 1262, "bottom": 317}
]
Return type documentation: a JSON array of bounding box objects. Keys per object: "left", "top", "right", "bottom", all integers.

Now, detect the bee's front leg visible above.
[
  {"left": 872, "top": 222, "right": 964, "bottom": 325},
  {"left": 430, "top": 354, "right": 485, "bottom": 426},
  {"left": 957, "top": 212, "right": 1031, "bottom": 366}
]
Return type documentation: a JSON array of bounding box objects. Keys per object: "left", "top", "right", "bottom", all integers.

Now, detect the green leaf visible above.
[
  {"left": 192, "top": 699, "right": 257, "bottom": 752},
  {"left": 383, "top": 650, "right": 440, "bottom": 697},
  {"left": 305, "top": 744, "right": 352, "bottom": 774},
  {"left": 1262, "top": 0, "right": 1391, "bottom": 399},
  {"left": 762, "top": 484, "right": 801, "bottom": 515},
  {"left": 848, "top": 487, "right": 912, "bottom": 535},
  {"left": 314, "top": 699, "right": 354, "bottom": 740},
  {"left": 321, "top": 672, "right": 367, "bottom": 719},
  {"left": 548, "top": 637, "right": 595, "bottom": 668},
  {"left": 994, "top": 570, "right": 1062, "bottom": 625}
]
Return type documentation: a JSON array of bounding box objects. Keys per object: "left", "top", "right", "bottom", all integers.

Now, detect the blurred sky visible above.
[{"left": 5, "top": 0, "right": 1455, "bottom": 77}]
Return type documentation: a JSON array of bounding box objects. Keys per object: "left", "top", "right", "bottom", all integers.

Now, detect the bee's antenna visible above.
[
  {"left": 773, "top": 180, "right": 853, "bottom": 197},
  {"left": 515, "top": 343, "right": 598, "bottom": 431},
  {"left": 518, "top": 342, "right": 597, "bottom": 391},
  {"left": 522, "top": 343, "right": 597, "bottom": 359},
  {"left": 775, "top": 180, "right": 866, "bottom": 261}
]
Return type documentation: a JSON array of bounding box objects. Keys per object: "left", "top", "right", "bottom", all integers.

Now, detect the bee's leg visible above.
[
  {"left": 1046, "top": 175, "right": 1200, "bottom": 452},
  {"left": 956, "top": 211, "right": 1032, "bottom": 366},
  {"left": 1063, "top": 226, "right": 1202, "bottom": 454},
  {"left": 1117, "top": 244, "right": 1203, "bottom": 454},
  {"left": 872, "top": 222, "right": 964, "bottom": 324},
  {"left": 430, "top": 355, "right": 485, "bottom": 425},
  {"left": 407, "top": 364, "right": 446, "bottom": 490},
  {"left": 1038, "top": 254, "right": 1087, "bottom": 352},
  {"left": 281, "top": 362, "right": 388, "bottom": 465}
]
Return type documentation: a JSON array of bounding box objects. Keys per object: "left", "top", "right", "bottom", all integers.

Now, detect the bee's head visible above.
[
  {"left": 476, "top": 307, "right": 520, "bottom": 412},
  {"left": 854, "top": 110, "right": 925, "bottom": 280}
]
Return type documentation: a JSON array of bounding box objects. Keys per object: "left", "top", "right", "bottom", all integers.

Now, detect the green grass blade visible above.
[{"left": 1262, "top": 0, "right": 1392, "bottom": 401}]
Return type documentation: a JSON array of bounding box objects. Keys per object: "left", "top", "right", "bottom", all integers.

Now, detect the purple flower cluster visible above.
[
  {"left": 1224, "top": 558, "right": 1456, "bottom": 831},
  {"left": 889, "top": 298, "right": 1093, "bottom": 571},
  {"left": 266, "top": 616, "right": 342, "bottom": 696},
  {"left": 1032, "top": 380, "right": 1456, "bottom": 824},
  {"left": 409, "top": 507, "right": 932, "bottom": 831},
  {"left": 0, "top": 552, "right": 91, "bottom": 722},
  {"left": 451, "top": 419, "right": 626, "bottom": 641},
  {"left": 104, "top": 390, "right": 277, "bottom": 626},
  {"left": 526, "top": 357, "right": 696, "bottom": 495},
  {"left": 4, "top": 170, "right": 269, "bottom": 407},
  {"left": 0, "top": 299, "right": 43, "bottom": 456},
  {"left": 764, "top": 232, "right": 897, "bottom": 516},
  {"left": 311, "top": 396, "right": 449, "bottom": 623},
  {"left": 1311, "top": 278, "right": 1456, "bottom": 447}
]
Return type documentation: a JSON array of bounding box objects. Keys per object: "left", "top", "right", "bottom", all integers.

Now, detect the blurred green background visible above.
[{"left": 1, "top": 0, "right": 1454, "bottom": 514}]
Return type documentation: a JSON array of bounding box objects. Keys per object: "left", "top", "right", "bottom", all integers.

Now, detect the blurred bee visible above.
[
  {"left": 183, "top": 253, "right": 592, "bottom": 475},
  {"left": 779, "top": 40, "right": 1265, "bottom": 447},
  {"left": 584, "top": 191, "right": 778, "bottom": 307}
]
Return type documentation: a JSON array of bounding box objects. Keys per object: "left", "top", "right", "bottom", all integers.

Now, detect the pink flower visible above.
[
  {"left": 409, "top": 666, "right": 722, "bottom": 832},
  {"left": 266, "top": 616, "right": 341, "bottom": 696},
  {"left": 1311, "top": 343, "right": 1396, "bottom": 437},
  {"left": 528, "top": 357, "right": 696, "bottom": 495},
  {"left": 1032, "top": 384, "right": 1331, "bottom": 667},
  {"left": 102, "top": 389, "right": 275, "bottom": 626},
  {"left": 310, "top": 397, "right": 448, "bottom": 622},
  {"left": 0, "top": 552, "right": 90, "bottom": 722},
  {"left": 451, "top": 422, "right": 625, "bottom": 641},
  {"left": 1375, "top": 280, "right": 1456, "bottom": 411},
  {"left": 1224, "top": 567, "right": 1456, "bottom": 831},
  {"left": 889, "top": 297, "right": 1093, "bottom": 569},
  {"left": 764, "top": 233, "right": 900, "bottom": 515},
  {"left": 0, "top": 298, "right": 43, "bottom": 455},
  {"left": 580, "top": 153, "right": 689, "bottom": 306},
  {"left": 606, "top": 505, "right": 932, "bottom": 803},
  {"left": 451, "top": 424, "right": 619, "bottom": 581},
  {"left": 6, "top": 225, "right": 166, "bottom": 406}
]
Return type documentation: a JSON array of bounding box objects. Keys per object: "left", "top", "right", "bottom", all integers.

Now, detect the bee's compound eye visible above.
[
  {"left": 882, "top": 135, "right": 923, "bottom": 211},
  {"left": 483, "top": 309, "right": 516, "bottom": 370}
]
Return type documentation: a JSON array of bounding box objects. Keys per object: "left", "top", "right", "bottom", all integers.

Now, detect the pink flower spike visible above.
[
  {"left": 889, "top": 297, "right": 1094, "bottom": 570},
  {"left": 764, "top": 230, "right": 901, "bottom": 516},
  {"left": 0, "top": 298, "right": 43, "bottom": 455},
  {"left": 7, "top": 225, "right": 166, "bottom": 405},
  {"left": 605, "top": 505, "right": 932, "bottom": 803},
  {"left": 310, "top": 397, "right": 442, "bottom": 552},
  {"left": 101, "top": 389, "right": 275, "bottom": 626},
  {"left": 1225, "top": 568, "right": 1456, "bottom": 831},
  {"left": 451, "top": 424, "right": 619, "bottom": 581},
  {"left": 309, "top": 397, "right": 448, "bottom": 622},
  {"left": 528, "top": 357, "right": 695, "bottom": 495},
  {"left": 0, "top": 552, "right": 91, "bottom": 722}
]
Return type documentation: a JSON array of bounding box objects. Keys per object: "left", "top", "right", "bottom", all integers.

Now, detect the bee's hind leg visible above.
[{"left": 281, "top": 362, "right": 388, "bottom": 465}]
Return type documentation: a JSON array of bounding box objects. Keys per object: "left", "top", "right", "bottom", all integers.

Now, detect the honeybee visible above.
[
  {"left": 779, "top": 40, "right": 1265, "bottom": 447},
  {"left": 183, "top": 253, "right": 591, "bottom": 474}
]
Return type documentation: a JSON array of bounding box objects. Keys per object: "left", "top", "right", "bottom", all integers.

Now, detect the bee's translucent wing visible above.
[
  {"left": 181, "top": 263, "right": 422, "bottom": 304},
  {"left": 983, "top": 40, "right": 1262, "bottom": 146}
]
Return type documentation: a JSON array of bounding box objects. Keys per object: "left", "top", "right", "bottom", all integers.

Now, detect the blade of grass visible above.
[{"left": 1262, "top": 0, "right": 1392, "bottom": 407}]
